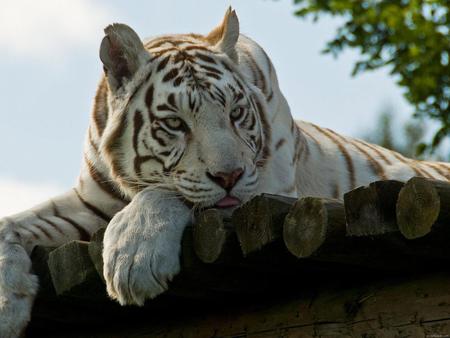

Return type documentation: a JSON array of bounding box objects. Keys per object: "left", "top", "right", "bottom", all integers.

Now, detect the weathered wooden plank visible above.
[
  {"left": 31, "top": 246, "right": 57, "bottom": 297},
  {"left": 344, "top": 180, "right": 404, "bottom": 236},
  {"left": 233, "top": 194, "right": 297, "bottom": 256},
  {"left": 396, "top": 176, "right": 450, "bottom": 239},
  {"left": 28, "top": 186, "right": 450, "bottom": 336},
  {"left": 48, "top": 240, "right": 105, "bottom": 298},
  {"left": 88, "top": 226, "right": 106, "bottom": 282},
  {"left": 283, "top": 197, "right": 345, "bottom": 258},
  {"left": 282, "top": 196, "right": 450, "bottom": 267},
  {"left": 192, "top": 209, "right": 238, "bottom": 264},
  {"left": 29, "top": 273, "right": 450, "bottom": 338}
]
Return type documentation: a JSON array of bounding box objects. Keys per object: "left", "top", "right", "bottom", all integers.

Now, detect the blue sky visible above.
[{"left": 0, "top": 0, "right": 415, "bottom": 216}]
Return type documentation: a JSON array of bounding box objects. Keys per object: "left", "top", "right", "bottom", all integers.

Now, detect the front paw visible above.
[
  {"left": 102, "top": 209, "right": 182, "bottom": 306},
  {"left": 0, "top": 242, "right": 38, "bottom": 338}
]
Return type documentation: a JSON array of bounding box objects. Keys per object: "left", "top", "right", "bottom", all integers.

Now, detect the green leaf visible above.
[{"left": 292, "top": 0, "right": 450, "bottom": 151}]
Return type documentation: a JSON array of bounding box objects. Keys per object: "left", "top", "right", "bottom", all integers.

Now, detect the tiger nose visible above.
[{"left": 207, "top": 168, "right": 244, "bottom": 191}]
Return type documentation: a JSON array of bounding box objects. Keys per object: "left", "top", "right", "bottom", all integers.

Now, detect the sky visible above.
[{"left": 0, "top": 0, "right": 416, "bottom": 217}]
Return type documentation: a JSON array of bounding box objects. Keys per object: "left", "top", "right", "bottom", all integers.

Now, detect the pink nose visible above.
[{"left": 207, "top": 168, "right": 244, "bottom": 191}]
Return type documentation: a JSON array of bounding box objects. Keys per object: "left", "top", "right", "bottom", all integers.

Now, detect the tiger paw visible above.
[
  {"left": 0, "top": 240, "right": 39, "bottom": 338},
  {"left": 102, "top": 191, "right": 188, "bottom": 306},
  {"left": 103, "top": 223, "right": 181, "bottom": 305}
]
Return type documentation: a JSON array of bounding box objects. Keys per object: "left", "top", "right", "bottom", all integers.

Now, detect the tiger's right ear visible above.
[
  {"left": 206, "top": 7, "right": 240, "bottom": 62},
  {"left": 100, "top": 23, "right": 148, "bottom": 92}
]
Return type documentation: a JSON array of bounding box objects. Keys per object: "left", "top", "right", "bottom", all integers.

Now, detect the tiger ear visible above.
[
  {"left": 99, "top": 23, "right": 148, "bottom": 91},
  {"left": 206, "top": 7, "right": 240, "bottom": 62}
]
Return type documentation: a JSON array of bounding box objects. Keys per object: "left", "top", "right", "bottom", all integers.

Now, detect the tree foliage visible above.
[
  {"left": 363, "top": 108, "right": 425, "bottom": 158},
  {"left": 363, "top": 107, "right": 449, "bottom": 161},
  {"left": 294, "top": 0, "right": 450, "bottom": 152}
]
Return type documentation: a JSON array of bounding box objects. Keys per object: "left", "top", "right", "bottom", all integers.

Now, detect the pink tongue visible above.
[{"left": 215, "top": 196, "right": 241, "bottom": 208}]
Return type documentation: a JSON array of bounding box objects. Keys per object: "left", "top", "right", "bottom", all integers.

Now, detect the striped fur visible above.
[{"left": 1, "top": 8, "right": 449, "bottom": 337}]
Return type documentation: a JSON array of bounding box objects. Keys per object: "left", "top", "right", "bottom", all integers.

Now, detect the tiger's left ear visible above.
[
  {"left": 100, "top": 23, "right": 149, "bottom": 92},
  {"left": 206, "top": 7, "right": 240, "bottom": 62}
]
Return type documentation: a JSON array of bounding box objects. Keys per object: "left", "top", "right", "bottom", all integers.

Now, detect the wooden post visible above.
[
  {"left": 344, "top": 180, "right": 404, "bottom": 236},
  {"left": 282, "top": 195, "right": 450, "bottom": 268},
  {"left": 283, "top": 197, "right": 345, "bottom": 258},
  {"left": 396, "top": 177, "right": 450, "bottom": 239},
  {"left": 88, "top": 227, "right": 106, "bottom": 282},
  {"left": 192, "top": 209, "right": 238, "bottom": 264},
  {"left": 48, "top": 240, "right": 105, "bottom": 297},
  {"left": 233, "top": 194, "right": 296, "bottom": 256},
  {"left": 31, "top": 246, "right": 57, "bottom": 297}
]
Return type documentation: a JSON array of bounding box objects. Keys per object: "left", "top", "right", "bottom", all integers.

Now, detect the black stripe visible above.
[
  {"left": 92, "top": 78, "right": 108, "bottom": 136},
  {"left": 415, "top": 162, "right": 436, "bottom": 179},
  {"left": 195, "top": 53, "right": 217, "bottom": 64},
  {"left": 425, "top": 162, "right": 450, "bottom": 179},
  {"left": 173, "top": 76, "right": 184, "bottom": 87},
  {"left": 51, "top": 200, "right": 90, "bottom": 240},
  {"left": 33, "top": 223, "right": 53, "bottom": 240},
  {"left": 220, "top": 60, "right": 233, "bottom": 72},
  {"left": 181, "top": 177, "right": 202, "bottom": 184},
  {"left": 312, "top": 125, "right": 356, "bottom": 190},
  {"left": 242, "top": 48, "right": 267, "bottom": 96},
  {"left": 157, "top": 104, "right": 177, "bottom": 112},
  {"left": 211, "top": 84, "right": 226, "bottom": 107},
  {"left": 32, "top": 211, "right": 65, "bottom": 235},
  {"left": 84, "top": 155, "right": 124, "bottom": 201},
  {"left": 327, "top": 129, "right": 387, "bottom": 180},
  {"left": 357, "top": 140, "right": 392, "bottom": 165},
  {"left": 150, "top": 127, "right": 168, "bottom": 147},
  {"left": 178, "top": 184, "right": 212, "bottom": 193},
  {"left": 52, "top": 212, "right": 90, "bottom": 241},
  {"left": 73, "top": 188, "right": 111, "bottom": 222},
  {"left": 197, "top": 63, "right": 223, "bottom": 75},
  {"left": 162, "top": 68, "right": 179, "bottom": 82},
  {"left": 205, "top": 72, "right": 221, "bottom": 80},
  {"left": 133, "top": 110, "right": 144, "bottom": 154},
  {"left": 299, "top": 127, "right": 324, "bottom": 155},
  {"left": 167, "top": 93, "right": 177, "bottom": 109},
  {"left": 157, "top": 55, "right": 171, "bottom": 72},
  {"left": 22, "top": 227, "right": 40, "bottom": 240},
  {"left": 146, "top": 85, "right": 154, "bottom": 120},
  {"left": 233, "top": 75, "right": 246, "bottom": 92},
  {"left": 134, "top": 155, "right": 165, "bottom": 175},
  {"left": 34, "top": 214, "right": 65, "bottom": 235}
]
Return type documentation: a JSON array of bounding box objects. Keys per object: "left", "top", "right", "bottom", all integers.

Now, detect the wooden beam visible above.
[
  {"left": 88, "top": 227, "right": 106, "bottom": 282},
  {"left": 282, "top": 194, "right": 450, "bottom": 268},
  {"left": 344, "top": 180, "right": 404, "bottom": 236},
  {"left": 283, "top": 197, "right": 345, "bottom": 258},
  {"left": 29, "top": 270, "right": 450, "bottom": 337},
  {"left": 396, "top": 177, "right": 450, "bottom": 239},
  {"left": 233, "top": 194, "right": 296, "bottom": 256},
  {"left": 192, "top": 209, "right": 239, "bottom": 264},
  {"left": 31, "top": 183, "right": 450, "bottom": 309},
  {"left": 48, "top": 240, "right": 105, "bottom": 297}
]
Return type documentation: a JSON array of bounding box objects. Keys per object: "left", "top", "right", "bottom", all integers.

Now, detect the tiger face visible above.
[{"left": 99, "top": 10, "right": 270, "bottom": 212}]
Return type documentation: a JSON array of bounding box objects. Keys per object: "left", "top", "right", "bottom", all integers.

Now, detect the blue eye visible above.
[
  {"left": 230, "top": 107, "right": 245, "bottom": 121},
  {"left": 161, "top": 117, "right": 187, "bottom": 131}
]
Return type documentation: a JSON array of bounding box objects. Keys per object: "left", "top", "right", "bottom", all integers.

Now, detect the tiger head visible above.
[{"left": 98, "top": 8, "right": 271, "bottom": 213}]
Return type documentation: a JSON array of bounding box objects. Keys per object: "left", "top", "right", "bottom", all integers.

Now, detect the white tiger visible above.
[{"left": 0, "top": 8, "right": 449, "bottom": 337}]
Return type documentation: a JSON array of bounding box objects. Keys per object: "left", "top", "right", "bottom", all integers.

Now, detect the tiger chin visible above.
[{"left": 1, "top": 7, "right": 450, "bottom": 338}]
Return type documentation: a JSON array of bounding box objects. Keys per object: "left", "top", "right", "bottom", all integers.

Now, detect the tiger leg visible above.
[
  {"left": 103, "top": 188, "right": 192, "bottom": 306},
  {"left": 0, "top": 187, "right": 123, "bottom": 338}
]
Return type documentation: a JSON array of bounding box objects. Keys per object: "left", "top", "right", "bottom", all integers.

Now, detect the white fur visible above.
[
  {"left": 103, "top": 189, "right": 191, "bottom": 305},
  {"left": 0, "top": 222, "right": 38, "bottom": 338}
]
